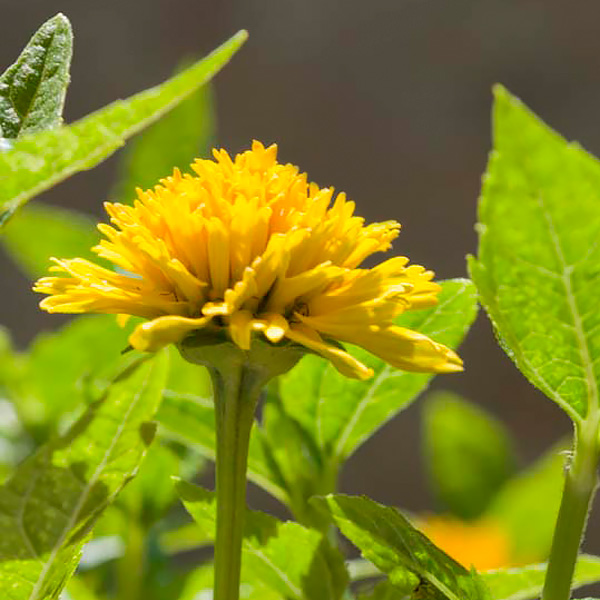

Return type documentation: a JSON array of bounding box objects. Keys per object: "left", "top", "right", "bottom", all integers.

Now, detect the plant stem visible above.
[
  {"left": 117, "top": 519, "right": 145, "bottom": 600},
  {"left": 542, "top": 418, "right": 600, "bottom": 600},
  {"left": 211, "top": 365, "right": 261, "bottom": 600}
]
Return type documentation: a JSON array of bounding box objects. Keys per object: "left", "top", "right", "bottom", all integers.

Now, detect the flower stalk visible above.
[
  {"left": 211, "top": 363, "right": 261, "bottom": 600},
  {"left": 542, "top": 416, "right": 600, "bottom": 600},
  {"left": 179, "top": 334, "right": 304, "bottom": 600}
]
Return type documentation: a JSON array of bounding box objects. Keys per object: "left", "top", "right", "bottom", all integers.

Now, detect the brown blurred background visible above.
[{"left": 1, "top": 0, "right": 600, "bottom": 565}]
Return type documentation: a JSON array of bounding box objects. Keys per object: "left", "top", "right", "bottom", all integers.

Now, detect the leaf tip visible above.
[{"left": 45, "top": 12, "right": 73, "bottom": 34}]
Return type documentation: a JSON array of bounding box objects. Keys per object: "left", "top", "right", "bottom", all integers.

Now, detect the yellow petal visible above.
[
  {"left": 338, "top": 325, "right": 463, "bottom": 374},
  {"left": 130, "top": 315, "right": 211, "bottom": 352},
  {"left": 251, "top": 313, "right": 289, "bottom": 343},
  {"left": 286, "top": 324, "right": 373, "bottom": 380},
  {"left": 229, "top": 310, "right": 254, "bottom": 350}
]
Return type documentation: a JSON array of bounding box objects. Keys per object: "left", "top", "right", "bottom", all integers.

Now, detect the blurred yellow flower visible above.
[
  {"left": 419, "top": 515, "right": 512, "bottom": 571},
  {"left": 34, "top": 141, "right": 461, "bottom": 380}
]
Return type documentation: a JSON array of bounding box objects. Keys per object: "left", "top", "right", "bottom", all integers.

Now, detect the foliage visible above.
[
  {"left": 0, "top": 27, "right": 247, "bottom": 227},
  {"left": 2, "top": 12, "right": 600, "bottom": 600},
  {"left": 0, "top": 14, "right": 72, "bottom": 139}
]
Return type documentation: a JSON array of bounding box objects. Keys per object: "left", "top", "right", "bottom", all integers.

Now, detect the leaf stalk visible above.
[{"left": 542, "top": 416, "right": 600, "bottom": 600}]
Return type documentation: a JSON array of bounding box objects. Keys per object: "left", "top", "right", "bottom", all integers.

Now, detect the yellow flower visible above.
[
  {"left": 418, "top": 515, "right": 512, "bottom": 571},
  {"left": 34, "top": 141, "right": 461, "bottom": 380}
]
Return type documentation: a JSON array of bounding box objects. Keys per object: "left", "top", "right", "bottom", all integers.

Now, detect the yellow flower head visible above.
[{"left": 34, "top": 141, "right": 462, "bottom": 380}]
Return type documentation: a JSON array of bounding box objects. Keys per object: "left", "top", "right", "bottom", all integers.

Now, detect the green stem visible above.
[
  {"left": 542, "top": 418, "right": 600, "bottom": 600},
  {"left": 117, "top": 519, "right": 145, "bottom": 600},
  {"left": 211, "top": 365, "right": 261, "bottom": 600}
]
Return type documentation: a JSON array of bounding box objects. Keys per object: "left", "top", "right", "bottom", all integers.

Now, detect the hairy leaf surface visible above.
[
  {"left": 177, "top": 482, "right": 348, "bottom": 600},
  {"left": 0, "top": 13, "right": 72, "bottom": 139},
  {"left": 481, "top": 555, "right": 600, "bottom": 600},
  {"left": 469, "top": 86, "right": 600, "bottom": 421},
  {"left": 0, "top": 30, "right": 247, "bottom": 227},
  {"left": 317, "top": 494, "right": 490, "bottom": 600},
  {"left": 0, "top": 352, "right": 168, "bottom": 600}
]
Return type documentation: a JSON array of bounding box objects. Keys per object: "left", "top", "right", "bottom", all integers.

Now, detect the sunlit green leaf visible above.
[
  {"left": 5, "top": 315, "right": 130, "bottom": 438},
  {"left": 423, "top": 391, "right": 516, "bottom": 520},
  {"left": 469, "top": 85, "right": 600, "bottom": 421},
  {"left": 1, "top": 202, "right": 98, "bottom": 279},
  {"left": 481, "top": 554, "right": 600, "bottom": 600},
  {"left": 177, "top": 482, "right": 349, "bottom": 600},
  {"left": 486, "top": 442, "right": 566, "bottom": 563},
  {"left": 113, "top": 81, "right": 215, "bottom": 203},
  {"left": 0, "top": 13, "right": 72, "bottom": 139},
  {"left": 317, "top": 494, "right": 491, "bottom": 600},
  {"left": 0, "top": 30, "right": 247, "bottom": 228},
  {"left": 157, "top": 281, "right": 477, "bottom": 518},
  {"left": 0, "top": 352, "right": 169, "bottom": 600},
  {"left": 279, "top": 279, "right": 478, "bottom": 461}
]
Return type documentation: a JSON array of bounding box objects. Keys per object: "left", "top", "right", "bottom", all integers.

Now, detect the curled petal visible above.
[
  {"left": 286, "top": 323, "right": 373, "bottom": 380},
  {"left": 341, "top": 325, "right": 463, "bottom": 374},
  {"left": 130, "top": 315, "right": 211, "bottom": 352}
]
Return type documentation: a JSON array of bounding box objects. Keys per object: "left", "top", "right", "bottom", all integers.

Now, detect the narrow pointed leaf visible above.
[
  {"left": 0, "top": 352, "right": 169, "bottom": 600},
  {"left": 469, "top": 85, "right": 600, "bottom": 421},
  {"left": 317, "top": 494, "right": 491, "bottom": 600},
  {"left": 481, "top": 554, "right": 600, "bottom": 600},
  {"left": 113, "top": 81, "right": 215, "bottom": 202},
  {"left": 423, "top": 391, "right": 516, "bottom": 519},
  {"left": 0, "top": 30, "right": 247, "bottom": 227},
  {"left": 279, "top": 278, "right": 478, "bottom": 461},
  {"left": 0, "top": 13, "right": 72, "bottom": 139},
  {"left": 177, "top": 482, "right": 349, "bottom": 600}
]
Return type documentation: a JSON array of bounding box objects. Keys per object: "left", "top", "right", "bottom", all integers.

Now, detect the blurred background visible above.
[{"left": 1, "top": 0, "right": 599, "bottom": 560}]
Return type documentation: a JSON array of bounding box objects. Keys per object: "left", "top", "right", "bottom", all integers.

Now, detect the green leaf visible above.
[
  {"left": 481, "top": 554, "right": 600, "bottom": 600},
  {"left": 486, "top": 442, "right": 566, "bottom": 563},
  {"left": 356, "top": 580, "right": 409, "bottom": 600},
  {"left": 0, "top": 351, "right": 169, "bottom": 600},
  {"left": 177, "top": 482, "right": 349, "bottom": 600},
  {"left": 423, "top": 391, "right": 516, "bottom": 520},
  {"left": 116, "top": 442, "right": 180, "bottom": 526},
  {"left": 1, "top": 202, "right": 98, "bottom": 279},
  {"left": 176, "top": 480, "right": 278, "bottom": 543},
  {"left": 5, "top": 315, "right": 131, "bottom": 438},
  {"left": 0, "top": 13, "right": 72, "bottom": 139},
  {"left": 113, "top": 79, "right": 215, "bottom": 203},
  {"left": 278, "top": 278, "right": 478, "bottom": 461},
  {"left": 178, "top": 563, "right": 283, "bottom": 600},
  {"left": 317, "top": 494, "right": 491, "bottom": 600},
  {"left": 158, "top": 281, "right": 478, "bottom": 519},
  {"left": 255, "top": 384, "right": 332, "bottom": 526},
  {"left": 0, "top": 30, "right": 247, "bottom": 228},
  {"left": 469, "top": 85, "right": 600, "bottom": 421}
]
